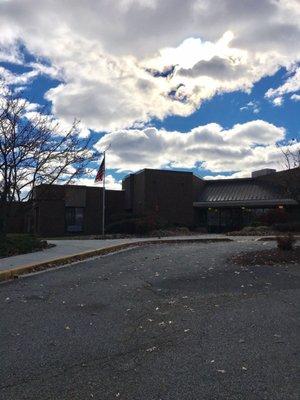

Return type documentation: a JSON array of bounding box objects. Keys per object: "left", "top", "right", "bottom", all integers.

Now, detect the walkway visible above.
[{"left": 0, "top": 235, "right": 241, "bottom": 272}]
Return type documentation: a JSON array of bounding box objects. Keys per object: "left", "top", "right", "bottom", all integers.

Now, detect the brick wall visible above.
[
  {"left": 33, "top": 185, "right": 125, "bottom": 236},
  {"left": 144, "top": 169, "right": 194, "bottom": 226},
  {"left": 34, "top": 185, "right": 66, "bottom": 236},
  {"left": 132, "top": 171, "right": 146, "bottom": 216},
  {"left": 123, "top": 169, "right": 194, "bottom": 227}
]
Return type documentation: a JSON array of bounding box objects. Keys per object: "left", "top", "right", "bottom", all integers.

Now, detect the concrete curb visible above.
[
  {"left": 0, "top": 237, "right": 232, "bottom": 282},
  {"left": 256, "top": 235, "right": 300, "bottom": 241}
]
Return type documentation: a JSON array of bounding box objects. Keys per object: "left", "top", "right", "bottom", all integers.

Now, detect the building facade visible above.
[
  {"left": 6, "top": 167, "right": 300, "bottom": 236},
  {"left": 122, "top": 169, "right": 195, "bottom": 226},
  {"left": 31, "top": 185, "right": 124, "bottom": 236},
  {"left": 124, "top": 167, "right": 299, "bottom": 233}
]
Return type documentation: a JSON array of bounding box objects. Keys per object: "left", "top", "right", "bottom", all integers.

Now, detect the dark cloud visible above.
[
  {"left": 146, "top": 65, "right": 177, "bottom": 78},
  {"left": 178, "top": 56, "right": 246, "bottom": 80}
]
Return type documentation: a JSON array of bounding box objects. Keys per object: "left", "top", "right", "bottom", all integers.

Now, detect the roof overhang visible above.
[{"left": 193, "top": 199, "right": 298, "bottom": 208}]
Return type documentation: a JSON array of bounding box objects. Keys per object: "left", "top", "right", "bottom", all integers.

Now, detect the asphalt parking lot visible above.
[{"left": 0, "top": 241, "right": 299, "bottom": 400}]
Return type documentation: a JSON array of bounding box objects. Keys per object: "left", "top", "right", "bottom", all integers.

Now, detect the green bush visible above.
[{"left": 0, "top": 234, "right": 48, "bottom": 258}]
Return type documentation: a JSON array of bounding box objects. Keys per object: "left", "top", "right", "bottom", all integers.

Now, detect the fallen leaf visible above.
[{"left": 146, "top": 346, "right": 157, "bottom": 352}]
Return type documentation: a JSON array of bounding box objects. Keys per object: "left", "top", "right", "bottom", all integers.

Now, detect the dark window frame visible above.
[{"left": 65, "top": 207, "right": 85, "bottom": 233}]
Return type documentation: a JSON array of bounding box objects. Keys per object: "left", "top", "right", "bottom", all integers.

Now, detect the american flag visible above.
[{"left": 95, "top": 155, "right": 105, "bottom": 183}]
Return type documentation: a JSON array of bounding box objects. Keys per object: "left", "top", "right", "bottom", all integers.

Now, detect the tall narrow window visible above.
[{"left": 65, "top": 207, "right": 84, "bottom": 233}]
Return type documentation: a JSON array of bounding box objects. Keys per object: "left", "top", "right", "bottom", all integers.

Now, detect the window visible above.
[{"left": 65, "top": 207, "right": 84, "bottom": 233}]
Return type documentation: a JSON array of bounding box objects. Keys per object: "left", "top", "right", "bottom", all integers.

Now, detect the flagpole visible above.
[
  {"left": 102, "top": 151, "right": 106, "bottom": 238},
  {"left": 95, "top": 144, "right": 110, "bottom": 239}
]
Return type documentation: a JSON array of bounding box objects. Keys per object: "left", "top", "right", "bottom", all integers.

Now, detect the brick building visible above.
[
  {"left": 122, "top": 169, "right": 195, "bottom": 226},
  {"left": 31, "top": 185, "right": 124, "bottom": 236},
  {"left": 6, "top": 167, "right": 300, "bottom": 236}
]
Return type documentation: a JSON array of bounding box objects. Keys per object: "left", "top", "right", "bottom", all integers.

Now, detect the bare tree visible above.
[
  {"left": 277, "top": 140, "right": 300, "bottom": 202},
  {"left": 280, "top": 141, "right": 300, "bottom": 170},
  {"left": 0, "top": 88, "right": 100, "bottom": 234}
]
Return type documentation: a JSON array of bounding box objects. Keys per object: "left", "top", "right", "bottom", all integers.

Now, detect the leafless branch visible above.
[{"left": 0, "top": 87, "right": 100, "bottom": 230}]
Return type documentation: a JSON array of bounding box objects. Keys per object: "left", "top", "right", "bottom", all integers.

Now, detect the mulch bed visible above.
[{"left": 230, "top": 246, "right": 300, "bottom": 266}]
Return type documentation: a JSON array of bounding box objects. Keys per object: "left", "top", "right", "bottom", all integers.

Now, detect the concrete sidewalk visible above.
[
  {"left": 0, "top": 234, "right": 286, "bottom": 281},
  {"left": 0, "top": 235, "right": 229, "bottom": 272}
]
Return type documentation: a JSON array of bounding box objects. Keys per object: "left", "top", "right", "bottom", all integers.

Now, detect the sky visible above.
[{"left": 0, "top": 0, "right": 299, "bottom": 189}]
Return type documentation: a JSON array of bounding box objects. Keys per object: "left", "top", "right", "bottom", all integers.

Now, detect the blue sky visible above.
[{"left": 0, "top": 0, "right": 299, "bottom": 188}]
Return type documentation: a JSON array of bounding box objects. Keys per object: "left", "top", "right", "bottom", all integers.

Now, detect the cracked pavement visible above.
[{"left": 0, "top": 241, "right": 299, "bottom": 399}]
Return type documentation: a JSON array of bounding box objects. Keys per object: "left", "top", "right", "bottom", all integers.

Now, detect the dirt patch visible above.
[{"left": 229, "top": 246, "right": 300, "bottom": 266}]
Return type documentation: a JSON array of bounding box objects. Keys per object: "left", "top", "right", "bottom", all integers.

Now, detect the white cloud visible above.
[
  {"left": 73, "top": 175, "right": 122, "bottom": 190},
  {"left": 202, "top": 170, "right": 253, "bottom": 180},
  {"left": 290, "top": 93, "right": 300, "bottom": 101},
  {"left": 24, "top": 109, "right": 90, "bottom": 138},
  {"left": 0, "top": 43, "right": 23, "bottom": 64},
  {"left": 265, "top": 67, "right": 300, "bottom": 103},
  {"left": 96, "top": 120, "right": 291, "bottom": 175},
  {"left": 29, "top": 62, "right": 63, "bottom": 80},
  {"left": 0, "top": 0, "right": 299, "bottom": 130},
  {"left": 240, "top": 101, "right": 260, "bottom": 114},
  {"left": 0, "top": 66, "right": 38, "bottom": 87},
  {"left": 272, "top": 96, "right": 284, "bottom": 107},
  {"left": 0, "top": 62, "right": 61, "bottom": 90}
]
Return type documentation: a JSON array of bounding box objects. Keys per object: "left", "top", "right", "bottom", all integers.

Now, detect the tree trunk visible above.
[{"left": 0, "top": 200, "right": 8, "bottom": 238}]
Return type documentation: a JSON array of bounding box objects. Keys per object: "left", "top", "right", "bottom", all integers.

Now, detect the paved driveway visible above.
[
  {"left": 0, "top": 241, "right": 299, "bottom": 399},
  {"left": 0, "top": 235, "right": 228, "bottom": 271}
]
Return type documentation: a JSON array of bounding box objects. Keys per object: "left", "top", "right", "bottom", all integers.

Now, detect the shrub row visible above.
[
  {"left": 106, "top": 216, "right": 158, "bottom": 235},
  {"left": 272, "top": 222, "right": 300, "bottom": 232},
  {"left": 0, "top": 234, "right": 48, "bottom": 258},
  {"left": 106, "top": 214, "right": 191, "bottom": 236}
]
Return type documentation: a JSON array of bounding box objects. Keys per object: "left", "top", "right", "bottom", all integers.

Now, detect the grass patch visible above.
[{"left": 0, "top": 234, "right": 50, "bottom": 258}]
